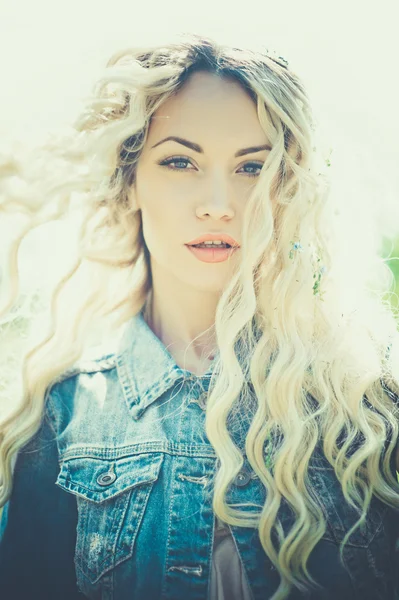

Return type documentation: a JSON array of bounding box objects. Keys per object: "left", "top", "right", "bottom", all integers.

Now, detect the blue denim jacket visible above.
[{"left": 1, "top": 309, "right": 398, "bottom": 600}]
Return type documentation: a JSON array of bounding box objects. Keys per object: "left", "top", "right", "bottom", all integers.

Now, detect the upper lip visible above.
[{"left": 186, "top": 233, "right": 240, "bottom": 247}]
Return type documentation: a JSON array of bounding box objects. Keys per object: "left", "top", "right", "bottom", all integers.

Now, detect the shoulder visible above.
[
  {"left": 45, "top": 346, "right": 120, "bottom": 430},
  {"left": 50, "top": 345, "right": 119, "bottom": 389}
]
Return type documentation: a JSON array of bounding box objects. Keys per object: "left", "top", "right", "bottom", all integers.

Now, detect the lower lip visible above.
[{"left": 186, "top": 245, "right": 240, "bottom": 263}]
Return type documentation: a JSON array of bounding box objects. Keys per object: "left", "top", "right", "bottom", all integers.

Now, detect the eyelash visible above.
[{"left": 157, "top": 156, "right": 263, "bottom": 178}]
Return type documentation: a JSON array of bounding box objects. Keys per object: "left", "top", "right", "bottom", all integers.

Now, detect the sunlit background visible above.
[{"left": 0, "top": 0, "right": 398, "bottom": 303}]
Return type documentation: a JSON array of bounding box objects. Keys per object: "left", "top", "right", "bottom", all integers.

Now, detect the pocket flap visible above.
[{"left": 55, "top": 452, "right": 164, "bottom": 503}]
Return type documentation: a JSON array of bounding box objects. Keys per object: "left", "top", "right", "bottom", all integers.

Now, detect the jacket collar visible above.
[{"left": 118, "top": 309, "right": 254, "bottom": 419}]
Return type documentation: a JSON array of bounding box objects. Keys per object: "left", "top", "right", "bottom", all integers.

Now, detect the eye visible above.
[
  {"left": 158, "top": 156, "right": 195, "bottom": 172},
  {"left": 157, "top": 156, "right": 264, "bottom": 177},
  {"left": 237, "top": 162, "right": 263, "bottom": 178}
]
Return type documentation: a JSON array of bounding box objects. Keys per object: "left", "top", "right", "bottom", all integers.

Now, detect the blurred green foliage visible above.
[{"left": 382, "top": 235, "right": 399, "bottom": 314}]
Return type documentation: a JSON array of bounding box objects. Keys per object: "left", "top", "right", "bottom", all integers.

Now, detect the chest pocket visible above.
[{"left": 55, "top": 451, "right": 164, "bottom": 584}]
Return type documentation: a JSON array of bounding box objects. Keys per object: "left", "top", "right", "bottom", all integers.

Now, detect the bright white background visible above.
[{"left": 0, "top": 0, "right": 398, "bottom": 296}]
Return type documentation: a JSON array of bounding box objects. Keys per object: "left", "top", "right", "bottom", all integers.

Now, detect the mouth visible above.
[
  {"left": 185, "top": 243, "right": 240, "bottom": 264},
  {"left": 185, "top": 233, "right": 240, "bottom": 248},
  {"left": 189, "top": 242, "right": 232, "bottom": 249}
]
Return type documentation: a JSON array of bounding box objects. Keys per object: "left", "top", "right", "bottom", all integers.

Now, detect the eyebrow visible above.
[{"left": 150, "top": 136, "right": 272, "bottom": 157}]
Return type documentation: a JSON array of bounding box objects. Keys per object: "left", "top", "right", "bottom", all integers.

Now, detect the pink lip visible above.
[{"left": 185, "top": 244, "right": 240, "bottom": 263}]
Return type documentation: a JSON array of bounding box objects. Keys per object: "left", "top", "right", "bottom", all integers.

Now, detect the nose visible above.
[{"left": 195, "top": 173, "right": 235, "bottom": 219}]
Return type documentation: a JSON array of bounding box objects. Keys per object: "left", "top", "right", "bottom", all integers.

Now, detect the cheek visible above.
[
  {"left": 140, "top": 196, "right": 182, "bottom": 253},
  {"left": 138, "top": 177, "right": 185, "bottom": 229}
]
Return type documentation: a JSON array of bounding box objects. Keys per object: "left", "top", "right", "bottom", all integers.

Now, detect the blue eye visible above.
[
  {"left": 158, "top": 156, "right": 263, "bottom": 177},
  {"left": 159, "top": 157, "right": 194, "bottom": 171},
  {"left": 240, "top": 163, "right": 263, "bottom": 177}
]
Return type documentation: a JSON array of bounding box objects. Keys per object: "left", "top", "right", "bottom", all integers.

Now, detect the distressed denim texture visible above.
[{"left": 1, "top": 310, "right": 398, "bottom": 600}]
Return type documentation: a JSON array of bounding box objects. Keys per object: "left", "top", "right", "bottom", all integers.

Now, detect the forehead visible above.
[
  {"left": 147, "top": 71, "right": 264, "bottom": 144},
  {"left": 167, "top": 71, "right": 251, "bottom": 103}
]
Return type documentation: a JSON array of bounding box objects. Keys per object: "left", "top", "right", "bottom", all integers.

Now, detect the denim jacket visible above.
[{"left": 1, "top": 309, "right": 398, "bottom": 600}]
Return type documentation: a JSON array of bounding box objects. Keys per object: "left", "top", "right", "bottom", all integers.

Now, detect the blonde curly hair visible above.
[{"left": 1, "top": 32, "right": 399, "bottom": 600}]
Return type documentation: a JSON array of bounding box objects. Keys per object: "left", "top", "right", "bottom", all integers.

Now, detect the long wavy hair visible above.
[{"left": 1, "top": 32, "right": 399, "bottom": 600}]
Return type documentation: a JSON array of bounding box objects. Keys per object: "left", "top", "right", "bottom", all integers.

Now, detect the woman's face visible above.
[{"left": 131, "top": 70, "right": 272, "bottom": 293}]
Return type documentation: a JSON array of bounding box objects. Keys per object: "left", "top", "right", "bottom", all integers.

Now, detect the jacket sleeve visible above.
[{"left": 0, "top": 401, "right": 87, "bottom": 600}]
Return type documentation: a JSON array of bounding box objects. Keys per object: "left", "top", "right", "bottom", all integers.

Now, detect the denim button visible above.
[
  {"left": 233, "top": 467, "right": 251, "bottom": 487},
  {"left": 97, "top": 471, "right": 117, "bottom": 486}
]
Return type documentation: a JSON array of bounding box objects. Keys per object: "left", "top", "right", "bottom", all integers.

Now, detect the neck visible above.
[{"left": 142, "top": 288, "right": 218, "bottom": 369}]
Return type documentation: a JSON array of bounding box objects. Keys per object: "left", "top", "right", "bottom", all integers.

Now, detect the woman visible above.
[{"left": 0, "top": 33, "right": 398, "bottom": 600}]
